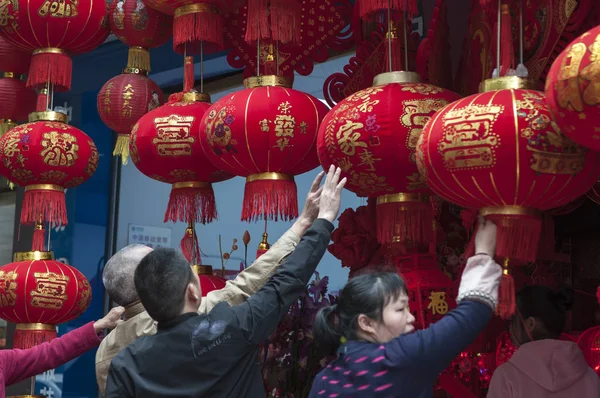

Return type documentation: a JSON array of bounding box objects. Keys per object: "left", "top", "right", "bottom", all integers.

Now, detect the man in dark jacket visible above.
[{"left": 105, "top": 166, "right": 346, "bottom": 397}]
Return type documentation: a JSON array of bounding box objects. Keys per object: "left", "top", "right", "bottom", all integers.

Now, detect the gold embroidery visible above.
[
  {"left": 427, "top": 291, "right": 449, "bottom": 315},
  {"left": 348, "top": 172, "right": 391, "bottom": 193},
  {"left": 44, "top": 122, "right": 68, "bottom": 130},
  {"left": 103, "top": 82, "right": 114, "bottom": 114},
  {"left": 580, "top": 34, "right": 600, "bottom": 106},
  {"left": 38, "top": 0, "right": 79, "bottom": 18},
  {"left": 0, "top": 270, "right": 18, "bottom": 307},
  {"left": 40, "top": 170, "right": 67, "bottom": 182},
  {"left": 130, "top": 124, "right": 140, "bottom": 163},
  {"left": 259, "top": 119, "right": 270, "bottom": 132},
  {"left": 65, "top": 177, "right": 85, "bottom": 187},
  {"left": 78, "top": 279, "right": 91, "bottom": 310},
  {"left": 86, "top": 140, "right": 99, "bottom": 176},
  {"left": 401, "top": 98, "right": 451, "bottom": 163},
  {"left": 30, "top": 272, "right": 69, "bottom": 310},
  {"left": 169, "top": 169, "right": 196, "bottom": 180},
  {"left": 336, "top": 121, "right": 367, "bottom": 156},
  {"left": 0, "top": 0, "right": 15, "bottom": 28},
  {"left": 152, "top": 115, "right": 195, "bottom": 156},
  {"left": 556, "top": 42, "right": 586, "bottom": 112},
  {"left": 41, "top": 131, "right": 79, "bottom": 167},
  {"left": 121, "top": 84, "right": 135, "bottom": 117},
  {"left": 402, "top": 84, "right": 443, "bottom": 95},
  {"left": 357, "top": 148, "right": 380, "bottom": 172}
]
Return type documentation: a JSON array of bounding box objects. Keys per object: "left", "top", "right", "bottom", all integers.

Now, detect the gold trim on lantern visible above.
[
  {"left": 192, "top": 265, "right": 214, "bottom": 275},
  {"left": 28, "top": 111, "right": 68, "bottom": 123},
  {"left": 24, "top": 184, "right": 64, "bottom": 193},
  {"left": 182, "top": 92, "right": 211, "bottom": 103},
  {"left": 122, "top": 67, "right": 149, "bottom": 76},
  {"left": 479, "top": 206, "right": 540, "bottom": 218},
  {"left": 246, "top": 172, "right": 293, "bottom": 183},
  {"left": 13, "top": 251, "right": 55, "bottom": 261},
  {"left": 32, "top": 47, "right": 66, "bottom": 56},
  {"left": 376, "top": 193, "right": 430, "bottom": 205},
  {"left": 480, "top": 76, "right": 531, "bottom": 92},
  {"left": 10, "top": 395, "right": 45, "bottom": 398},
  {"left": 373, "top": 71, "right": 421, "bottom": 86},
  {"left": 16, "top": 323, "right": 56, "bottom": 331},
  {"left": 172, "top": 181, "right": 211, "bottom": 189},
  {"left": 1, "top": 72, "right": 19, "bottom": 79},
  {"left": 174, "top": 3, "right": 218, "bottom": 17},
  {"left": 243, "top": 75, "right": 293, "bottom": 89}
]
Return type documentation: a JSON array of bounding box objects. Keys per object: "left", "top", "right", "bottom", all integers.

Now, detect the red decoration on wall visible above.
[
  {"left": 200, "top": 76, "right": 329, "bottom": 222},
  {"left": 545, "top": 25, "right": 600, "bottom": 152},
  {"left": 0, "top": 0, "right": 110, "bottom": 91},
  {"left": 0, "top": 75, "right": 36, "bottom": 135},
  {"left": 0, "top": 251, "right": 91, "bottom": 348},
  {"left": 0, "top": 36, "right": 31, "bottom": 75}
]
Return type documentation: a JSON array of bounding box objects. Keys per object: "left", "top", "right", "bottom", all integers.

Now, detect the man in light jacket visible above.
[{"left": 95, "top": 172, "right": 324, "bottom": 396}]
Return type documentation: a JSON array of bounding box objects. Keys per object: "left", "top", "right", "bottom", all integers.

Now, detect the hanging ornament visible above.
[
  {"left": 256, "top": 232, "right": 270, "bottom": 259},
  {"left": 0, "top": 74, "right": 36, "bottom": 136}
]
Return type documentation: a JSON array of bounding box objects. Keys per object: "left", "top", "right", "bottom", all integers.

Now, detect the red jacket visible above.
[{"left": 0, "top": 322, "right": 102, "bottom": 398}]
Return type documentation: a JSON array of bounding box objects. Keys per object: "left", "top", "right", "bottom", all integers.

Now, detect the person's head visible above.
[
  {"left": 313, "top": 272, "right": 413, "bottom": 354},
  {"left": 103, "top": 244, "right": 153, "bottom": 306},
  {"left": 510, "top": 285, "right": 574, "bottom": 347},
  {"left": 134, "top": 248, "right": 201, "bottom": 322}
]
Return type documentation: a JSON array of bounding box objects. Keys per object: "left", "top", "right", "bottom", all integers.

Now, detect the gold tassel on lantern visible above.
[
  {"left": 127, "top": 46, "right": 151, "bottom": 72},
  {"left": 0, "top": 119, "right": 16, "bottom": 137}
]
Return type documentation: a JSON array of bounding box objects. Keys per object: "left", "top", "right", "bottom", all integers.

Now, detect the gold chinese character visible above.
[
  {"left": 338, "top": 157, "right": 352, "bottom": 172},
  {"left": 40, "top": 131, "right": 79, "bottom": 167},
  {"left": 299, "top": 121, "right": 308, "bottom": 134},
  {"left": 86, "top": 140, "right": 99, "bottom": 176},
  {"left": 278, "top": 101, "right": 292, "bottom": 114},
  {"left": 336, "top": 121, "right": 367, "bottom": 156},
  {"left": 274, "top": 114, "right": 296, "bottom": 138},
  {"left": 274, "top": 138, "right": 290, "bottom": 151},
  {"left": 427, "top": 291, "right": 449, "bottom": 315},
  {"left": 152, "top": 115, "right": 195, "bottom": 156},
  {"left": 259, "top": 119, "right": 270, "bottom": 132},
  {"left": 0, "top": 270, "right": 18, "bottom": 307},
  {"left": 122, "top": 84, "right": 135, "bottom": 117},
  {"left": 38, "top": 0, "right": 79, "bottom": 18},
  {"left": 580, "top": 34, "right": 600, "bottom": 106},
  {"left": 401, "top": 99, "right": 451, "bottom": 161},
  {"left": 556, "top": 42, "right": 586, "bottom": 112},
  {"left": 31, "top": 272, "right": 70, "bottom": 310},
  {"left": 357, "top": 149, "right": 380, "bottom": 171}
]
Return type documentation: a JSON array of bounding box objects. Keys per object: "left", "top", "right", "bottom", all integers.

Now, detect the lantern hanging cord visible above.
[
  {"left": 387, "top": 2, "right": 392, "bottom": 73},
  {"left": 200, "top": 42, "right": 204, "bottom": 93},
  {"left": 519, "top": 0, "right": 523, "bottom": 65},
  {"left": 403, "top": 8, "right": 409, "bottom": 72}
]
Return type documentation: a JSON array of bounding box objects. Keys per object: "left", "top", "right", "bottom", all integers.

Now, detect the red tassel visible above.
[
  {"left": 497, "top": 259, "right": 516, "bottom": 320},
  {"left": 383, "top": 32, "right": 403, "bottom": 72},
  {"left": 14, "top": 324, "right": 56, "bottom": 349},
  {"left": 242, "top": 176, "right": 298, "bottom": 222},
  {"left": 165, "top": 183, "right": 217, "bottom": 224},
  {"left": 359, "top": 0, "right": 418, "bottom": 19},
  {"left": 375, "top": 199, "right": 433, "bottom": 245},
  {"left": 36, "top": 91, "right": 49, "bottom": 112},
  {"left": 21, "top": 187, "right": 67, "bottom": 226},
  {"left": 181, "top": 223, "right": 201, "bottom": 264},
  {"left": 486, "top": 213, "right": 541, "bottom": 263},
  {"left": 32, "top": 221, "right": 45, "bottom": 252},
  {"left": 245, "top": 0, "right": 270, "bottom": 44},
  {"left": 184, "top": 56, "right": 195, "bottom": 92},
  {"left": 270, "top": 0, "right": 301, "bottom": 45},
  {"left": 173, "top": 5, "right": 223, "bottom": 54},
  {"left": 27, "top": 50, "right": 72, "bottom": 91},
  {"left": 499, "top": 3, "right": 514, "bottom": 76}
]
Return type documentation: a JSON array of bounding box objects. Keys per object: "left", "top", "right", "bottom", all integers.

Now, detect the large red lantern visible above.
[
  {"left": 0, "top": 111, "right": 99, "bottom": 226},
  {"left": 109, "top": 0, "right": 173, "bottom": 72},
  {"left": 545, "top": 26, "right": 600, "bottom": 152},
  {"left": 97, "top": 70, "right": 164, "bottom": 164},
  {"left": 0, "top": 0, "right": 110, "bottom": 91},
  {"left": 192, "top": 265, "right": 226, "bottom": 296},
  {"left": 200, "top": 75, "right": 329, "bottom": 222},
  {"left": 0, "top": 74, "right": 36, "bottom": 135},
  {"left": 317, "top": 71, "right": 460, "bottom": 245},
  {"left": 130, "top": 92, "right": 232, "bottom": 224},
  {"left": 0, "top": 251, "right": 92, "bottom": 348},
  {"left": 416, "top": 77, "right": 600, "bottom": 263},
  {"left": 0, "top": 36, "right": 31, "bottom": 75}
]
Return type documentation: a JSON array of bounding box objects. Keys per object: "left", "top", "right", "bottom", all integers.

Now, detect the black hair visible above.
[
  {"left": 312, "top": 272, "right": 408, "bottom": 355},
  {"left": 134, "top": 248, "right": 196, "bottom": 322},
  {"left": 516, "top": 285, "right": 574, "bottom": 340}
]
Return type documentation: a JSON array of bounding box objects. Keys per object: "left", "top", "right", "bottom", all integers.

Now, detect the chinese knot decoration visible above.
[
  {"left": 545, "top": 25, "right": 600, "bottom": 152},
  {"left": 0, "top": 111, "right": 99, "bottom": 226},
  {"left": 317, "top": 71, "right": 460, "bottom": 245},
  {"left": 0, "top": 251, "right": 92, "bottom": 349},
  {"left": 0, "top": 0, "right": 110, "bottom": 91},
  {"left": 416, "top": 76, "right": 600, "bottom": 263},
  {"left": 97, "top": 69, "right": 164, "bottom": 164},
  {"left": 200, "top": 75, "right": 329, "bottom": 222},
  {"left": 130, "top": 92, "right": 232, "bottom": 224}
]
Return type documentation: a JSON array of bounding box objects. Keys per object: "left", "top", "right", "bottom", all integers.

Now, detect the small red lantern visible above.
[
  {"left": 200, "top": 75, "right": 329, "bottom": 222},
  {"left": 109, "top": 0, "right": 173, "bottom": 71},
  {"left": 545, "top": 25, "right": 600, "bottom": 152},
  {"left": 192, "top": 265, "right": 226, "bottom": 296},
  {"left": 0, "top": 36, "right": 31, "bottom": 75},
  {"left": 0, "top": 251, "right": 92, "bottom": 348},
  {"left": 130, "top": 92, "right": 232, "bottom": 224},
  {"left": 97, "top": 70, "right": 164, "bottom": 164},
  {"left": 317, "top": 71, "right": 460, "bottom": 245},
  {"left": 0, "top": 111, "right": 99, "bottom": 226},
  {"left": 0, "top": 0, "right": 110, "bottom": 90},
  {"left": 0, "top": 74, "right": 36, "bottom": 135},
  {"left": 416, "top": 77, "right": 600, "bottom": 263},
  {"left": 578, "top": 326, "right": 600, "bottom": 375}
]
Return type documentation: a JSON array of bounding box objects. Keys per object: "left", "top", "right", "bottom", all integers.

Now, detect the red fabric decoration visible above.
[
  {"left": 545, "top": 25, "right": 600, "bottom": 152},
  {"left": 0, "top": 251, "right": 92, "bottom": 348},
  {"left": 109, "top": 0, "right": 173, "bottom": 71},
  {"left": 0, "top": 75, "right": 36, "bottom": 135},
  {"left": 0, "top": 0, "right": 110, "bottom": 91},
  {"left": 130, "top": 93, "right": 232, "bottom": 224},
  {"left": 417, "top": 80, "right": 600, "bottom": 262},
  {"left": 0, "top": 36, "right": 31, "bottom": 75},
  {"left": 244, "top": 0, "right": 301, "bottom": 45},
  {"left": 357, "top": 0, "right": 418, "bottom": 20},
  {"left": 97, "top": 71, "right": 164, "bottom": 164},
  {"left": 496, "top": 259, "right": 516, "bottom": 320},
  {"left": 192, "top": 265, "right": 227, "bottom": 296},
  {"left": 0, "top": 112, "right": 99, "bottom": 226},
  {"left": 317, "top": 73, "right": 460, "bottom": 245},
  {"left": 200, "top": 76, "right": 329, "bottom": 222}
]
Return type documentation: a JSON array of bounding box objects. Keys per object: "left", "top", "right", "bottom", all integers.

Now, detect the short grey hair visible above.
[{"left": 103, "top": 244, "right": 153, "bottom": 306}]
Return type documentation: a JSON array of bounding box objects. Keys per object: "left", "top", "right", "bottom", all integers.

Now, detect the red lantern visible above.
[
  {"left": 130, "top": 92, "right": 232, "bottom": 224},
  {"left": 416, "top": 77, "right": 600, "bottom": 262},
  {"left": 97, "top": 70, "right": 164, "bottom": 164},
  {"left": 578, "top": 326, "right": 600, "bottom": 375},
  {"left": 545, "top": 26, "right": 600, "bottom": 152},
  {"left": 0, "top": 251, "right": 92, "bottom": 348},
  {"left": 0, "top": 111, "right": 99, "bottom": 226},
  {"left": 0, "top": 36, "right": 31, "bottom": 75},
  {"left": 200, "top": 75, "right": 329, "bottom": 222},
  {"left": 0, "top": 0, "right": 110, "bottom": 91},
  {"left": 317, "top": 71, "right": 460, "bottom": 245},
  {"left": 192, "top": 264, "right": 226, "bottom": 296},
  {"left": 0, "top": 74, "right": 36, "bottom": 135},
  {"left": 109, "top": 0, "right": 173, "bottom": 71}
]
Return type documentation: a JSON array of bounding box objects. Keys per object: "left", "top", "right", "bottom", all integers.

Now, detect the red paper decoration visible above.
[
  {"left": 0, "top": 36, "right": 31, "bottom": 75},
  {"left": 0, "top": 74, "right": 36, "bottom": 135},
  {"left": 317, "top": 72, "right": 460, "bottom": 245},
  {"left": 0, "top": 251, "right": 92, "bottom": 348},
  {"left": 97, "top": 70, "right": 164, "bottom": 164},
  {"left": 0, "top": 111, "right": 99, "bottom": 225},
  {"left": 545, "top": 25, "right": 600, "bottom": 151},
  {"left": 416, "top": 77, "right": 600, "bottom": 262},
  {"left": 192, "top": 265, "right": 226, "bottom": 296},
  {"left": 200, "top": 76, "right": 329, "bottom": 222},
  {"left": 130, "top": 92, "right": 232, "bottom": 224},
  {"left": 0, "top": 0, "right": 110, "bottom": 91}
]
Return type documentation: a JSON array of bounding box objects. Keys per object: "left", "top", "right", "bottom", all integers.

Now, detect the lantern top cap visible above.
[
  {"left": 28, "top": 111, "right": 67, "bottom": 124},
  {"left": 373, "top": 71, "right": 421, "bottom": 86},
  {"left": 481, "top": 76, "right": 532, "bottom": 92},
  {"left": 192, "top": 264, "right": 214, "bottom": 275},
  {"left": 479, "top": 206, "right": 540, "bottom": 218},
  {"left": 13, "top": 251, "right": 55, "bottom": 262},
  {"left": 376, "top": 193, "right": 430, "bottom": 205},
  {"left": 123, "top": 67, "right": 149, "bottom": 76},
  {"left": 243, "top": 75, "right": 293, "bottom": 89},
  {"left": 182, "top": 91, "right": 211, "bottom": 103}
]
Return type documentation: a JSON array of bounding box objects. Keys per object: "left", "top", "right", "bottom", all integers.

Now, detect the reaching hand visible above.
[
  {"left": 474, "top": 216, "right": 497, "bottom": 257},
  {"left": 317, "top": 165, "right": 346, "bottom": 223},
  {"left": 298, "top": 171, "right": 324, "bottom": 224},
  {"left": 93, "top": 306, "right": 125, "bottom": 334}
]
